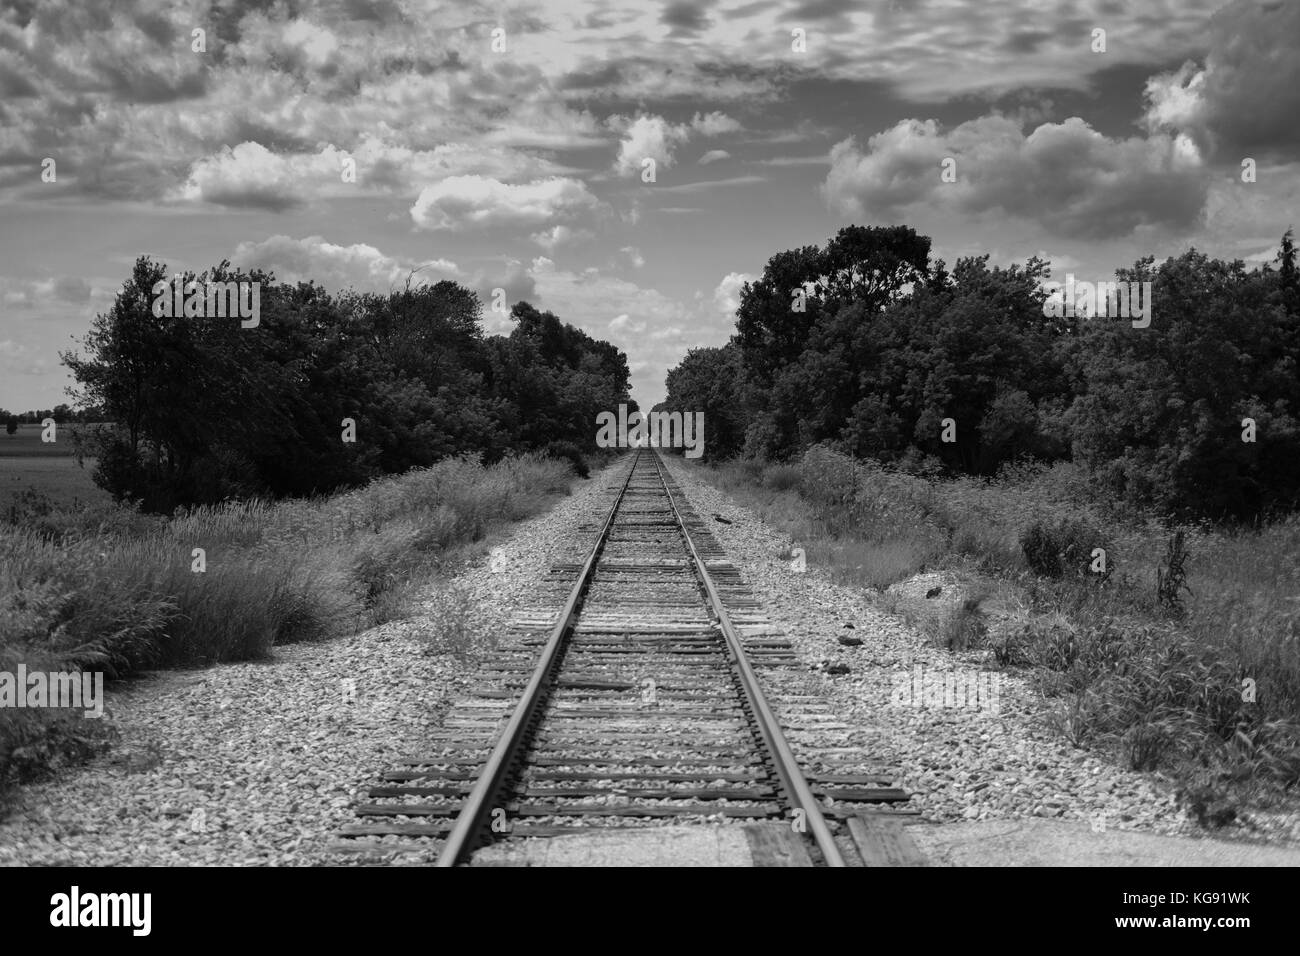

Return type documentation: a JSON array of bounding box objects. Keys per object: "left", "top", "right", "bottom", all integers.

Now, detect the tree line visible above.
[
  {"left": 60, "top": 257, "right": 632, "bottom": 513},
  {"left": 658, "top": 225, "right": 1300, "bottom": 522},
  {"left": 2, "top": 405, "right": 104, "bottom": 430}
]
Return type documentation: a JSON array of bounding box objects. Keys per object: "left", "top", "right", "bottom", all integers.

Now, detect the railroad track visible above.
[{"left": 335, "top": 448, "right": 910, "bottom": 866}]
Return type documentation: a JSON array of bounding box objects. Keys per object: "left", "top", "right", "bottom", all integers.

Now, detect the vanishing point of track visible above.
[{"left": 336, "top": 448, "right": 910, "bottom": 866}]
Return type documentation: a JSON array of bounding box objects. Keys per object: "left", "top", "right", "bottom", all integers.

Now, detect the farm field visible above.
[{"left": 0, "top": 424, "right": 108, "bottom": 510}]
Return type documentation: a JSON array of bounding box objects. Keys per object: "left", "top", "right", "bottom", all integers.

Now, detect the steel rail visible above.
[
  {"left": 435, "top": 449, "right": 642, "bottom": 866},
  {"left": 648, "top": 450, "right": 848, "bottom": 867}
]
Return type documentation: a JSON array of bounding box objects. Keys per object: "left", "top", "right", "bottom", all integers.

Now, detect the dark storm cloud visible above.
[{"left": 1143, "top": 0, "right": 1300, "bottom": 160}]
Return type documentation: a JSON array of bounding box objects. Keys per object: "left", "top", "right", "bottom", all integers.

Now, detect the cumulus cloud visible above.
[
  {"left": 172, "top": 142, "right": 347, "bottom": 210},
  {"left": 230, "top": 235, "right": 461, "bottom": 292},
  {"left": 611, "top": 114, "right": 692, "bottom": 177},
  {"left": 608, "top": 111, "right": 741, "bottom": 178},
  {"left": 821, "top": 115, "right": 1210, "bottom": 240},
  {"left": 410, "top": 176, "right": 601, "bottom": 231},
  {"left": 713, "top": 272, "right": 753, "bottom": 315},
  {"left": 620, "top": 246, "right": 645, "bottom": 268},
  {"left": 698, "top": 149, "right": 731, "bottom": 165},
  {"left": 171, "top": 137, "right": 573, "bottom": 209},
  {"left": 1141, "top": 0, "right": 1300, "bottom": 160}
]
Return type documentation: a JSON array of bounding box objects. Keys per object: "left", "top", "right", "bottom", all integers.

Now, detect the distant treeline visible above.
[
  {"left": 1, "top": 406, "right": 103, "bottom": 426},
  {"left": 60, "top": 257, "right": 632, "bottom": 513},
  {"left": 659, "top": 225, "right": 1300, "bottom": 522}
]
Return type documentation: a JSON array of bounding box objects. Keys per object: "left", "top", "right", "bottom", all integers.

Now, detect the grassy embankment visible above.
[
  {"left": 0, "top": 450, "right": 578, "bottom": 796},
  {"left": 690, "top": 446, "right": 1300, "bottom": 823}
]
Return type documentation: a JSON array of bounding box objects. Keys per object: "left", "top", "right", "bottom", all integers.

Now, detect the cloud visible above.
[
  {"left": 698, "top": 149, "right": 731, "bottom": 165},
  {"left": 524, "top": 256, "right": 712, "bottom": 405},
  {"left": 171, "top": 136, "right": 573, "bottom": 209},
  {"left": 620, "top": 246, "right": 646, "bottom": 268},
  {"left": 822, "top": 115, "right": 1210, "bottom": 240},
  {"left": 473, "top": 259, "right": 537, "bottom": 329},
  {"left": 172, "top": 142, "right": 349, "bottom": 210},
  {"left": 229, "top": 237, "right": 537, "bottom": 326},
  {"left": 656, "top": 174, "right": 767, "bottom": 194},
  {"left": 690, "top": 111, "right": 742, "bottom": 136},
  {"left": 230, "top": 234, "right": 461, "bottom": 292},
  {"left": 611, "top": 114, "right": 692, "bottom": 177},
  {"left": 410, "top": 176, "right": 601, "bottom": 231},
  {"left": 1141, "top": 0, "right": 1300, "bottom": 160},
  {"left": 609, "top": 313, "right": 646, "bottom": 334},
  {"left": 713, "top": 272, "right": 753, "bottom": 315},
  {"left": 0, "top": 275, "right": 95, "bottom": 309},
  {"left": 661, "top": 1, "right": 713, "bottom": 37},
  {"left": 530, "top": 225, "right": 594, "bottom": 251}
]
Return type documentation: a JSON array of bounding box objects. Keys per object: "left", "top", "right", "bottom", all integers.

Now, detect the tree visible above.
[
  {"left": 61, "top": 258, "right": 632, "bottom": 512},
  {"left": 5, "top": 415, "right": 16, "bottom": 437},
  {"left": 1068, "top": 245, "right": 1300, "bottom": 519},
  {"left": 660, "top": 344, "right": 745, "bottom": 459}
]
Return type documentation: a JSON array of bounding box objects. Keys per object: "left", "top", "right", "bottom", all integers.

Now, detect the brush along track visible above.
[{"left": 334, "top": 449, "right": 909, "bottom": 865}]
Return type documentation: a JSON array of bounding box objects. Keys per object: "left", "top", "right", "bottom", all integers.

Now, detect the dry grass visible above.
[
  {"left": 689, "top": 445, "right": 1300, "bottom": 816},
  {"left": 0, "top": 451, "right": 574, "bottom": 794}
]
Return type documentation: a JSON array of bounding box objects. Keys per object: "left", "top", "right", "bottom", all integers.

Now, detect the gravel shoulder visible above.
[
  {"left": 0, "top": 464, "right": 621, "bottom": 867},
  {"left": 662, "top": 457, "right": 1300, "bottom": 850}
]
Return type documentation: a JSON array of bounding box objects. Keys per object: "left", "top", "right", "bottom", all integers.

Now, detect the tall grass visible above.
[
  {"left": 691, "top": 445, "right": 1300, "bottom": 812},
  {"left": 1, "top": 451, "right": 574, "bottom": 794}
]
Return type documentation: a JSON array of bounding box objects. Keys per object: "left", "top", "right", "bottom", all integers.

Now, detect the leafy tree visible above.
[
  {"left": 62, "top": 258, "right": 632, "bottom": 512},
  {"left": 660, "top": 344, "right": 745, "bottom": 459}
]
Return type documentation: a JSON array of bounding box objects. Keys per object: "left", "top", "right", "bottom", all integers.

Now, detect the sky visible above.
[{"left": 1, "top": 0, "right": 1298, "bottom": 413}]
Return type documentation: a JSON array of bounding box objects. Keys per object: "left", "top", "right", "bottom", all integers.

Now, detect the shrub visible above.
[
  {"left": 1020, "top": 518, "right": 1110, "bottom": 579},
  {"left": 761, "top": 464, "right": 801, "bottom": 492},
  {"left": 420, "top": 580, "right": 480, "bottom": 661},
  {"left": 544, "top": 441, "right": 589, "bottom": 479},
  {"left": 937, "top": 595, "right": 989, "bottom": 651},
  {"left": 1020, "top": 522, "right": 1061, "bottom": 577}
]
